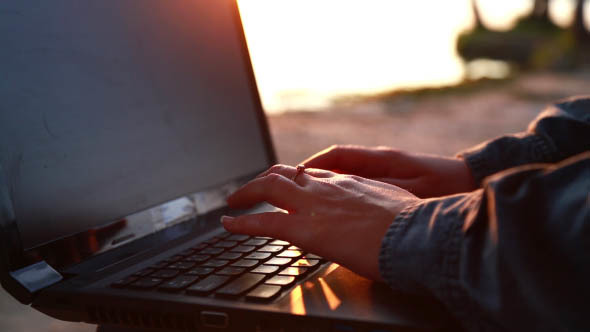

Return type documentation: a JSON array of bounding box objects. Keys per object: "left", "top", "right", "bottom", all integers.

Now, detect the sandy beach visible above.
[{"left": 270, "top": 70, "right": 590, "bottom": 165}]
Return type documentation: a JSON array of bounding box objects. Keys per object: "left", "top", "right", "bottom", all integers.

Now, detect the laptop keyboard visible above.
[{"left": 110, "top": 232, "right": 324, "bottom": 302}]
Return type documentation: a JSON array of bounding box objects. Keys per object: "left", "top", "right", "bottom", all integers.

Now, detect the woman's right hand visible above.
[{"left": 301, "top": 145, "right": 476, "bottom": 198}]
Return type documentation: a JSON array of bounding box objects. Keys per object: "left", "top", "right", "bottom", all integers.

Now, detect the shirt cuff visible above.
[
  {"left": 378, "top": 193, "right": 484, "bottom": 331},
  {"left": 378, "top": 195, "right": 468, "bottom": 296},
  {"left": 458, "top": 134, "right": 554, "bottom": 186}
]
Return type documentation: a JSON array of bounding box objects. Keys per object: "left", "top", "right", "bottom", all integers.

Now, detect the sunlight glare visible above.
[
  {"left": 550, "top": 0, "right": 577, "bottom": 27},
  {"left": 237, "top": 0, "right": 585, "bottom": 113},
  {"left": 288, "top": 285, "right": 306, "bottom": 315},
  {"left": 466, "top": 59, "right": 511, "bottom": 80},
  {"left": 475, "top": 0, "right": 533, "bottom": 30},
  {"left": 238, "top": 0, "right": 473, "bottom": 112},
  {"left": 318, "top": 277, "right": 342, "bottom": 311}
]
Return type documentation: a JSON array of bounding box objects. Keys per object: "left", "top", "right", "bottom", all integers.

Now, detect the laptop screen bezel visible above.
[{"left": 0, "top": 0, "right": 276, "bottom": 274}]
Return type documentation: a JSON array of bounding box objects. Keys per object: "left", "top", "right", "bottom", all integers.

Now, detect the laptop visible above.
[{"left": 0, "top": 1, "right": 456, "bottom": 331}]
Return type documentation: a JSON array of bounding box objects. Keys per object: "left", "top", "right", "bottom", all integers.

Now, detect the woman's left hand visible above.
[{"left": 222, "top": 164, "right": 421, "bottom": 281}]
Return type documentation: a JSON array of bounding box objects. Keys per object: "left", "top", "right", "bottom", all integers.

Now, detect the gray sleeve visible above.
[
  {"left": 458, "top": 96, "right": 590, "bottom": 186},
  {"left": 379, "top": 153, "right": 590, "bottom": 332}
]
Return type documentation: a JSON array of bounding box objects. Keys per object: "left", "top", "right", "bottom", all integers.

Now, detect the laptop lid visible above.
[{"left": 0, "top": 0, "right": 275, "bottom": 282}]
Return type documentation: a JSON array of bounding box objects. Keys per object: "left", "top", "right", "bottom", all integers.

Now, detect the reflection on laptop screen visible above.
[{"left": 0, "top": 0, "right": 270, "bottom": 249}]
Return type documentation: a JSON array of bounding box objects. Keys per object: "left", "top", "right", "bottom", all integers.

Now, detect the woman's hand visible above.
[
  {"left": 302, "top": 145, "right": 476, "bottom": 198},
  {"left": 222, "top": 165, "right": 420, "bottom": 281}
]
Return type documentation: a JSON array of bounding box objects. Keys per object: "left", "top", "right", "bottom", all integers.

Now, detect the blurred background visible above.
[
  {"left": 237, "top": 0, "right": 590, "bottom": 164},
  {"left": 241, "top": 0, "right": 589, "bottom": 112},
  {"left": 2, "top": 0, "right": 589, "bottom": 331}
]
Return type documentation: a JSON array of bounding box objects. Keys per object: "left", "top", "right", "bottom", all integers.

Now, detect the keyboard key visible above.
[
  {"left": 129, "top": 277, "right": 163, "bottom": 289},
  {"left": 254, "top": 236, "right": 272, "bottom": 240},
  {"left": 227, "top": 234, "right": 250, "bottom": 242},
  {"left": 288, "top": 245, "right": 301, "bottom": 250},
  {"left": 265, "top": 258, "right": 292, "bottom": 266},
  {"left": 230, "top": 245, "right": 256, "bottom": 253},
  {"left": 185, "top": 254, "right": 211, "bottom": 262},
  {"left": 277, "top": 250, "right": 303, "bottom": 258},
  {"left": 213, "top": 241, "right": 238, "bottom": 248},
  {"left": 215, "top": 267, "right": 246, "bottom": 276},
  {"left": 246, "top": 285, "right": 282, "bottom": 302},
  {"left": 204, "top": 237, "right": 221, "bottom": 244},
  {"left": 230, "top": 259, "right": 258, "bottom": 268},
  {"left": 150, "top": 261, "right": 170, "bottom": 269},
  {"left": 216, "top": 273, "right": 265, "bottom": 297},
  {"left": 164, "top": 255, "right": 185, "bottom": 263},
  {"left": 159, "top": 275, "right": 199, "bottom": 292},
  {"left": 192, "top": 243, "right": 208, "bottom": 250},
  {"left": 302, "top": 253, "right": 323, "bottom": 260},
  {"left": 111, "top": 276, "right": 138, "bottom": 288},
  {"left": 178, "top": 248, "right": 196, "bottom": 256},
  {"left": 279, "top": 267, "right": 308, "bottom": 277},
  {"left": 244, "top": 252, "right": 271, "bottom": 260},
  {"left": 187, "top": 275, "right": 230, "bottom": 295},
  {"left": 243, "top": 239, "right": 268, "bottom": 246},
  {"left": 186, "top": 267, "right": 214, "bottom": 276},
  {"left": 270, "top": 240, "right": 290, "bottom": 246},
  {"left": 265, "top": 275, "right": 295, "bottom": 287},
  {"left": 291, "top": 259, "right": 319, "bottom": 268},
  {"left": 250, "top": 265, "right": 279, "bottom": 274},
  {"left": 217, "top": 252, "right": 242, "bottom": 260},
  {"left": 217, "top": 231, "right": 232, "bottom": 239},
  {"left": 167, "top": 261, "right": 196, "bottom": 271},
  {"left": 200, "top": 247, "right": 224, "bottom": 255},
  {"left": 201, "top": 259, "right": 229, "bottom": 268},
  {"left": 258, "top": 245, "right": 283, "bottom": 253},
  {"left": 133, "top": 268, "right": 155, "bottom": 277},
  {"left": 151, "top": 269, "right": 180, "bottom": 279}
]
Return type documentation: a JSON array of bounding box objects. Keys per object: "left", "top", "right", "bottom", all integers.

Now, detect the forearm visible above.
[
  {"left": 458, "top": 96, "right": 590, "bottom": 186},
  {"left": 379, "top": 152, "right": 590, "bottom": 331},
  {"left": 379, "top": 191, "right": 482, "bottom": 329}
]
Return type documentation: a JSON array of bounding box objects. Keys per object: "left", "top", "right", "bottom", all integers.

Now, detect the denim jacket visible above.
[{"left": 379, "top": 96, "right": 590, "bottom": 331}]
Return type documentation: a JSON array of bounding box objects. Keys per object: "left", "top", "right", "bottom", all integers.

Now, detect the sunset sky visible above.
[{"left": 237, "top": 0, "right": 588, "bottom": 113}]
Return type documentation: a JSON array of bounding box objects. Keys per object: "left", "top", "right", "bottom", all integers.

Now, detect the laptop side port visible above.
[{"left": 200, "top": 311, "right": 229, "bottom": 328}]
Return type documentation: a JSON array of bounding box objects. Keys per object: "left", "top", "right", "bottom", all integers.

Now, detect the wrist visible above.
[{"left": 455, "top": 157, "right": 477, "bottom": 191}]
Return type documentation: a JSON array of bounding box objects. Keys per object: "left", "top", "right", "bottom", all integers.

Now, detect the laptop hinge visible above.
[{"left": 4, "top": 261, "right": 63, "bottom": 304}]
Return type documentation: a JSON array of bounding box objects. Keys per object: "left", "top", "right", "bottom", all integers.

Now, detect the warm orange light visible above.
[
  {"left": 288, "top": 285, "right": 306, "bottom": 315},
  {"left": 318, "top": 277, "right": 342, "bottom": 311},
  {"left": 324, "top": 263, "right": 340, "bottom": 276}
]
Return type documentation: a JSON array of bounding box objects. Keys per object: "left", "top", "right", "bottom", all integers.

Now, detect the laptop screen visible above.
[{"left": 0, "top": 0, "right": 272, "bottom": 250}]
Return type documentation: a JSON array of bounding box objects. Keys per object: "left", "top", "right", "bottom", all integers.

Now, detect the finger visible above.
[
  {"left": 256, "top": 164, "right": 334, "bottom": 180},
  {"left": 303, "top": 167, "right": 334, "bottom": 178},
  {"left": 256, "top": 164, "right": 297, "bottom": 179},
  {"left": 302, "top": 145, "right": 394, "bottom": 177},
  {"left": 300, "top": 146, "right": 346, "bottom": 170},
  {"left": 221, "top": 212, "right": 304, "bottom": 243},
  {"left": 227, "top": 173, "right": 307, "bottom": 211}
]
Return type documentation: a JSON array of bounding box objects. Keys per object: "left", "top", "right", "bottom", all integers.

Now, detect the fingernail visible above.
[{"left": 221, "top": 215, "right": 235, "bottom": 224}]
